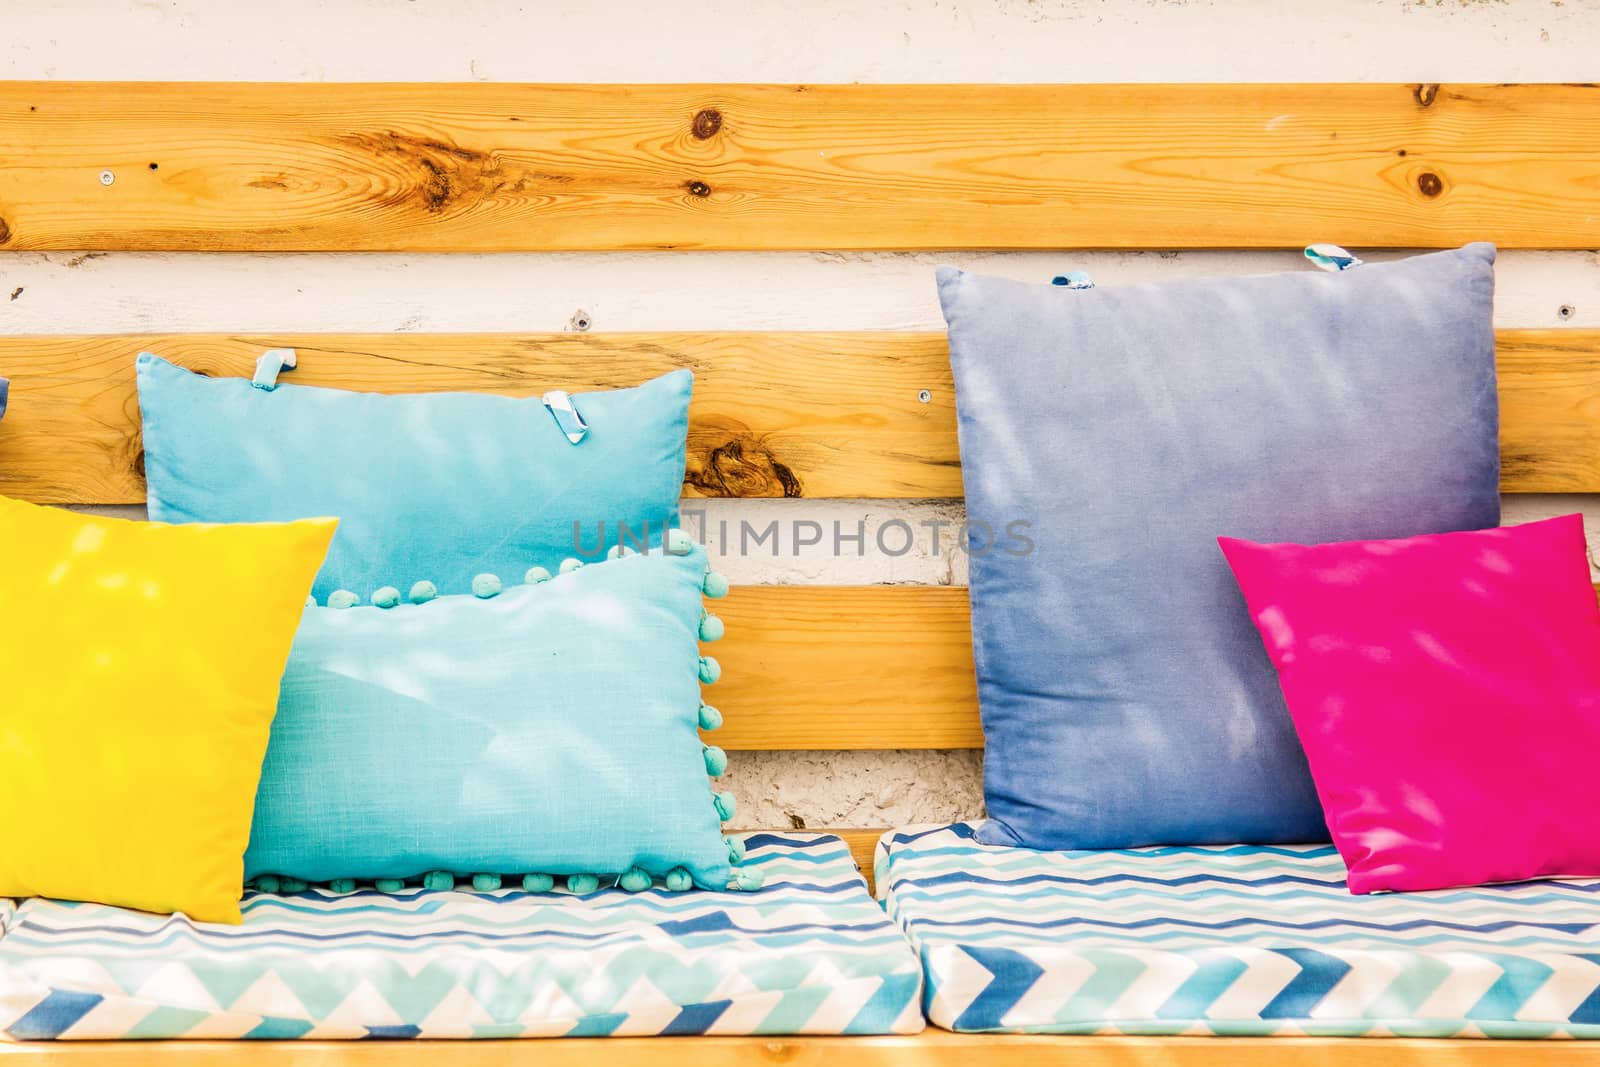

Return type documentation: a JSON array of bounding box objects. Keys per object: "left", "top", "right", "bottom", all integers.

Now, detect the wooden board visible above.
[
  {"left": 834, "top": 828, "right": 886, "bottom": 894},
  {"left": 0, "top": 83, "right": 1597, "bottom": 252},
  {"left": 712, "top": 587, "right": 979, "bottom": 751},
  {"left": 0, "top": 333, "right": 951, "bottom": 504},
  {"left": 722, "top": 582, "right": 1600, "bottom": 751},
  {"left": 0, "top": 1033, "right": 1589, "bottom": 1065},
  {"left": 1498, "top": 330, "right": 1600, "bottom": 493},
  {"left": 1, "top": 330, "right": 1596, "bottom": 504}
]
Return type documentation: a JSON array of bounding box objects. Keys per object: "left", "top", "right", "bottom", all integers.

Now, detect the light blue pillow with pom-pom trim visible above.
[
  {"left": 136, "top": 354, "right": 690, "bottom": 602},
  {"left": 245, "top": 540, "right": 739, "bottom": 891}
]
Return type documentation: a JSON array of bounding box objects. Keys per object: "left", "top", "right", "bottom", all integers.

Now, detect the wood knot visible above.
[
  {"left": 339, "top": 131, "right": 496, "bottom": 217},
  {"left": 686, "top": 180, "right": 711, "bottom": 198},
  {"left": 418, "top": 159, "right": 453, "bottom": 213},
  {"left": 688, "top": 439, "right": 802, "bottom": 498},
  {"left": 132, "top": 447, "right": 146, "bottom": 480},
  {"left": 1413, "top": 83, "right": 1440, "bottom": 108},
  {"left": 0, "top": 217, "right": 10, "bottom": 245},
  {"left": 1417, "top": 171, "right": 1444, "bottom": 198},
  {"left": 692, "top": 109, "right": 723, "bottom": 139}
]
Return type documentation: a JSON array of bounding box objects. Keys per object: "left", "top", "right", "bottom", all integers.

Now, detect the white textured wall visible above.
[{"left": 4, "top": 0, "right": 1598, "bottom": 830}]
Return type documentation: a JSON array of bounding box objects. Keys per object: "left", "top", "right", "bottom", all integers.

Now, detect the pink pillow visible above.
[{"left": 1220, "top": 515, "right": 1600, "bottom": 894}]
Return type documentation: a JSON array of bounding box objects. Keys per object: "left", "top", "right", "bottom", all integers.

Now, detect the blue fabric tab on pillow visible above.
[
  {"left": 245, "top": 543, "right": 731, "bottom": 888},
  {"left": 1303, "top": 243, "right": 1365, "bottom": 273},
  {"left": 542, "top": 389, "right": 590, "bottom": 444},
  {"left": 937, "top": 244, "right": 1500, "bottom": 850},
  {"left": 250, "top": 348, "right": 297, "bottom": 390},
  {"left": 136, "top": 354, "right": 691, "bottom": 600},
  {"left": 0, "top": 377, "right": 8, "bottom": 422}
]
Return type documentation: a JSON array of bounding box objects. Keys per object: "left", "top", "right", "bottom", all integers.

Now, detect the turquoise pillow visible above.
[
  {"left": 243, "top": 539, "right": 746, "bottom": 892},
  {"left": 136, "top": 353, "right": 691, "bottom": 601}
]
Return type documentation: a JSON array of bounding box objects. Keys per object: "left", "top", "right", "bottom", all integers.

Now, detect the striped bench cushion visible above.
[
  {"left": 877, "top": 823, "right": 1600, "bottom": 1038},
  {"left": 0, "top": 832, "right": 923, "bottom": 1040}
]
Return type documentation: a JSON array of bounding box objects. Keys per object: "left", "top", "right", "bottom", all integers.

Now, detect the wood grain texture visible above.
[
  {"left": 832, "top": 828, "right": 886, "bottom": 894},
  {"left": 0, "top": 83, "right": 1597, "bottom": 251},
  {"left": 0, "top": 1034, "right": 1589, "bottom": 1065},
  {"left": 712, "top": 585, "right": 1600, "bottom": 751},
  {"left": 712, "top": 586, "right": 980, "bottom": 751},
  {"left": 1, "top": 330, "right": 1596, "bottom": 504},
  {"left": 0, "top": 333, "right": 949, "bottom": 504},
  {"left": 1497, "top": 330, "right": 1600, "bottom": 493}
]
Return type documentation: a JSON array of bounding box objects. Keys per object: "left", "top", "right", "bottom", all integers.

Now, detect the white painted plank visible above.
[
  {"left": 4, "top": 251, "right": 1596, "bottom": 335},
  {"left": 3, "top": 0, "right": 1597, "bottom": 83}
]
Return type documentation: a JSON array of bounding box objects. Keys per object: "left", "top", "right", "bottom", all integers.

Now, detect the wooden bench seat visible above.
[
  {"left": 6, "top": 1033, "right": 1600, "bottom": 1065},
  {"left": 1, "top": 80, "right": 1597, "bottom": 1062}
]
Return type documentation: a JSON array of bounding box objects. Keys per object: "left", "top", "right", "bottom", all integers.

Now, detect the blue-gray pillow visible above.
[
  {"left": 938, "top": 245, "right": 1500, "bottom": 849},
  {"left": 137, "top": 354, "right": 691, "bottom": 601}
]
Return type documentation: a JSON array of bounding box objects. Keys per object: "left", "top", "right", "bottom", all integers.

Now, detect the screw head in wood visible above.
[{"left": 99, "top": 170, "right": 115, "bottom": 186}]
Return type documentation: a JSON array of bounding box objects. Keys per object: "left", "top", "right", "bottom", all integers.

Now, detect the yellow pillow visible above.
[{"left": 0, "top": 495, "right": 335, "bottom": 924}]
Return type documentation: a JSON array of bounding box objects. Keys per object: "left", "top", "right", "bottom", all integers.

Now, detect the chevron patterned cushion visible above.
[
  {"left": 877, "top": 823, "right": 1600, "bottom": 1038},
  {"left": 0, "top": 833, "right": 923, "bottom": 1040}
]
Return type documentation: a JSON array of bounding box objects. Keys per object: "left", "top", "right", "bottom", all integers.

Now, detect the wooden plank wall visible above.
[
  {"left": 2, "top": 81, "right": 1597, "bottom": 885},
  {"left": 1, "top": 83, "right": 1598, "bottom": 252}
]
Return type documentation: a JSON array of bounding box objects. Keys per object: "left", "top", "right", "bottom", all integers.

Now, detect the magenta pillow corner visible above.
[{"left": 1222, "top": 514, "right": 1600, "bottom": 894}]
